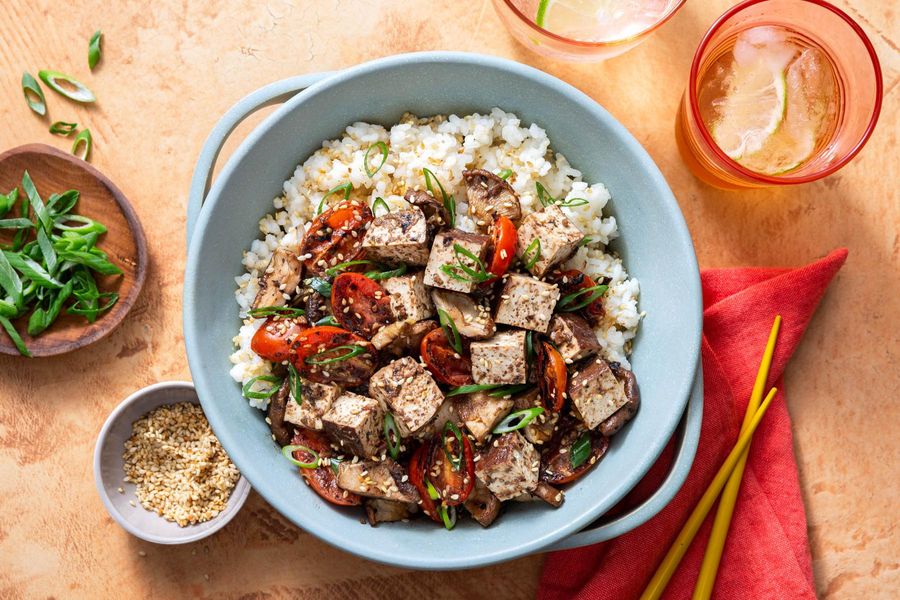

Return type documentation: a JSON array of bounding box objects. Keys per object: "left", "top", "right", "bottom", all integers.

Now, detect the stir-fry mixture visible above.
[{"left": 241, "top": 166, "right": 640, "bottom": 529}]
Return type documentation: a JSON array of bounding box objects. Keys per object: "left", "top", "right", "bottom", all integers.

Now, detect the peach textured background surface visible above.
[{"left": 0, "top": 1, "right": 897, "bottom": 598}]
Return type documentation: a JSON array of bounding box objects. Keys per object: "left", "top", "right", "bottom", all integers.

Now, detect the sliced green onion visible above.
[
  {"left": 53, "top": 215, "right": 107, "bottom": 234},
  {"left": 570, "top": 432, "right": 592, "bottom": 468},
  {"left": 316, "top": 182, "right": 352, "bottom": 215},
  {"left": 324, "top": 259, "right": 375, "bottom": 277},
  {"left": 247, "top": 306, "right": 305, "bottom": 318},
  {"left": 22, "top": 171, "right": 52, "bottom": 232},
  {"left": 423, "top": 168, "right": 455, "bottom": 226},
  {"left": 384, "top": 413, "right": 401, "bottom": 460},
  {"left": 525, "top": 330, "right": 535, "bottom": 364},
  {"left": 558, "top": 284, "right": 608, "bottom": 312},
  {"left": 437, "top": 308, "right": 463, "bottom": 354},
  {"left": 446, "top": 383, "right": 505, "bottom": 397},
  {"left": 577, "top": 236, "right": 593, "bottom": 248},
  {"left": 425, "top": 479, "right": 441, "bottom": 501},
  {"left": 439, "top": 243, "right": 491, "bottom": 284},
  {"left": 241, "top": 375, "right": 283, "bottom": 400},
  {"left": 0, "top": 316, "right": 30, "bottom": 357},
  {"left": 523, "top": 238, "right": 541, "bottom": 270},
  {"left": 329, "top": 457, "right": 342, "bottom": 475},
  {"left": 88, "top": 30, "right": 102, "bottom": 70},
  {"left": 38, "top": 70, "right": 96, "bottom": 103},
  {"left": 0, "top": 248, "right": 24, "bottom": 306},
  {"left": 557, "top": 197, "right": 589, "bottom": 208},
  {"left": 496, "top": 169, "right": 513, "bottom": 180},
  {"left": 371, "top": 196, "right": 390, "bottom": 217},
  {"left": 364, "top": 141, "right": 388, "bottom": 177},
  {"left": 66, "top": 292, "right": 117, "bottom": 320},
  {"left": 305, "top": 277, "right": 332, "bottom": 297},
  {"left": 0, "top": 218, "right": 33, "bottom": 230},
  {"left": 49, "top": 121, "right": 78, "bottom": 136},
  {"left": 72, "top": 128, "right": 93, "bottom": 161},
  {"left": 56, "top": 249, "right": 121, "bottom": 275},
  {"left": 287, "top": 363, "right": 302, "bottom": 403},
  {"left": 364, "top": 263, "right": 407, "bottom": 281},
  {"left": 0, "top": 188, "right": 18, "bottom": 218},
  {"left": 305, "top": 344, "right": 367, "bottom": 365},
  {"left": 3, "top": 251, "right": 62, "bottom": 289},
  {"left": 27, "top": 280, "right": 73, "bottom": 335},
  {"left": 282, "top": 444, "right": 320, "bottom": 469},
  {"left": 487, "top": 384, "right": 533, "bottom": 398},
  {"left": 314, "top": 315, "right": 338, "bottom": 326},
  {"left": 47, "top": 190, "right": 79, "bottom": 216},
  {"left": 442, "top": 421, "right": 465, "bottom": 471},
  {"left": 440, "top": 504, "right": 457, "bottom": 530},
  {"left": 492, "top": 407, "right": 545, "bottom": 434},
  {"left": 22, "top": 72, "right": 46, "bottom": 116},
  {"left": 535, "top": 182, "right": 554, "bottom": 207}
]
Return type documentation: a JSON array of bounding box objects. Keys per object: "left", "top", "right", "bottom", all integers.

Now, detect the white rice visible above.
[{"left": 230, "top": 109, "right": 641, "bottom": 408}]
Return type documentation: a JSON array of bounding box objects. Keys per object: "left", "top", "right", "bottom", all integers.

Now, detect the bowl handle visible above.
[
  {"left": 547, "top": 365, "right": 704, "bottom": 552},
  {"left": 186, "top": 72, "right": 333, "bottom": 247}
]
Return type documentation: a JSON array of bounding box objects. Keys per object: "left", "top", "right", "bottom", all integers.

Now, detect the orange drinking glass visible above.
[
  {"left": 493, "top": 0, "right": 686, "bottom": 62},
  {"left": 676, "top": 0, "right": 883, "bottom": 189}
]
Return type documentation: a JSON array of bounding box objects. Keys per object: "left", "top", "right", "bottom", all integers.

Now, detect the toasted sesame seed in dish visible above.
[{"left": 228, "top": 110, "right": 642, "bottom": 530}]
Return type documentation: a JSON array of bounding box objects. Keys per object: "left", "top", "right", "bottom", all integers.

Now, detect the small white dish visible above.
[{"left": 93, "top": 381, "right": 251, "bottom": 544}]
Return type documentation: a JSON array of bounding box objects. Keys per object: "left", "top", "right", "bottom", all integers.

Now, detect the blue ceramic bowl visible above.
[{"left": 184, "top": 52, "right": 702, "bottom": 569}]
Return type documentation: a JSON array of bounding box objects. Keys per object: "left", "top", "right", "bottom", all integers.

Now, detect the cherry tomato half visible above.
[
  {"left": 428, "top": 422, "right": 475, "bottom": 506},
  {"left": 539, "top": 419, "right": 609, "bottom": 485},
  {"left": 487, "top": 215, "right": 517, "bottom": 280},
  {"left": 300, "top": 200, "right": 373, "bottom": 276},
  {"left": 290, "top": 429, "right": 361, "bottom": 506},
  {"left": 250, "top": 316, "right": 308, "bottom": 363},
  {"left": 408, "top": 443, "right": 440, "bottom": 522},
  {"left": 420, "top": 328, "right": 474, "bottom": 387},
  {"left": 331, "top": 273, "right": 395, "bottom": 338},
  {"left": 536, "top": 341, "right": 567, "bottom": 413},
  {"left": 291, "top": 325, "right": 377, "bottom": 386},
  {"left": 547, "top": 269, "right": 606, "bottom": 326}
]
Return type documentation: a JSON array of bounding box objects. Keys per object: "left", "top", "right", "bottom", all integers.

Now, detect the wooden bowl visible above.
[{"left": 0, "top": 144, "right": 147, "bottom": 357}]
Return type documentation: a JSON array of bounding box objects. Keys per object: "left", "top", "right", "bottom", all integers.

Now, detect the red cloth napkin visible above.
[{"left": 538, "top": 248, "right": 848, "bottom": 600}]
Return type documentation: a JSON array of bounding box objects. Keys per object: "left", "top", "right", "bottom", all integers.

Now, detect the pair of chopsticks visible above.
[{"left": 640, "top": 315, "right": 782, "bottom": 600}]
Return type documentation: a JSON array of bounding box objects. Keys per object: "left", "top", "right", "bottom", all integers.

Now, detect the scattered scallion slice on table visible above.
[
  {"left": 38, "top": 70, "right": 96, "bottom": 103},
  {"left": 72, "top": 129, "right": 93, "bottom": 161},
  {"left": 88, "top": 30, "right": 103, "bottom": 70},
  {"left": 49, "top": 121, "right": 78, "bottom": 136},
  {"left": 364, "top": 141, "right": 388, "bottom": 177},
  {"left": 21, "top": 72, "right": 46, "bottom": 116}
]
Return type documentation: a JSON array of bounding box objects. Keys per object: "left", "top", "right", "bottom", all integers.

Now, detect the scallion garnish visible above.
[
  {"left": 287, "top": 363, "right": 302, "bottom": 404},
  {"left": 21, "top": 72, "right": 46, "bottom": 116},
  {"left": 384, "top": 413, "right": 401, "bottom": 460},
  {"left": 522, "top": 238, "right": 541, "bottom": 270},
  {"left": 305, "top": 344, "right": 367, "bottom": 365},
  {"left": 440, "top": 504, "right": 457, "bottom": 531},
  {"left": 423, "top": 168, "right": 456, "bottom": 226},
  {"left": 486, "top": 384, "right": 532, "bottom": 398},
  {"left": 242, "top": 375, "right": 283, "bottom": 400},
  {"left": 305, "top": 276, "right": 333, "bottom": 297},
  {"left": 316, "top": 182, "right": 352, "bottom": 215},
  {"left": 535, "top": 182, "right": 554, "bottom": 207},
  {"left": 364, "top": 263, "right": 407, "bottom": 281},
  {"left": 437, "top": 308, "right": 463, "bottom": 354},
  {"left": 496, "top": 169, "right": 513, "bottom": 180},
  {"left": 282, "top": 444, "right": 320, "bottom": 469},
  {"left": 558, "top": 284, "right": 608, "bottom": 312},
  {"left": 314, "top": 315, "right": 338, "bottom": 326},
  {"left": 0, "top": 218, "right": 32, "bottom": 230},
  {"left": 324, "top": 259, "right": 375, "bottom": 277},
  {"left": 38, "top": 70, "right": 96, "bottom": 103},
  {"left": 492, "top": 407, "right": 545, "bottom": 434},
  {"left": 364, "top": 141, "right": 388, "bottom": 177},
  {"left": 442, "top": 421, "right": 465, "bottom": 471},
  {"left": 446, "top": 383, "right": 504, "bottom": 397},
  {"left": 570, "top": 432, "right": 592, "bottom": 468},
  {"left": 72, "top": 128, "right": 93, "bottom": 161},
  {"left": 0, "top": 316, "right": 30, "bottom": 357},
  {"left": 247, "top": 305, "right": 305, "bottom": 319},
  {"left": 577, "top": 236, "right": 593, "bottom": 248},
  {"left": 439, "top": 243, "right": 492, "bottom": 284},
  {"left": 557, "top": 197, "right": 589, "bottom": 208},
  {"left": 371, "top": 196, "right": 390, "bottom": 216},
  {"left": 425, "top": 478, "right": 441, "bottom": 501},
  {"left": 49, "top": 121, "right": 78, "bottom": 136},
  {"left": 88, "top": 30, "right": 103, "bottom": 70}
]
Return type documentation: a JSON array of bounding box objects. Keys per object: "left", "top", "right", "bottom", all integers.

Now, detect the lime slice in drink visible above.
[
  {"left": 536, "top": 0, "right": 667, "bottom": 41},
  {"left": 710, "top": 62, "right": 787, "bottom": 161}
]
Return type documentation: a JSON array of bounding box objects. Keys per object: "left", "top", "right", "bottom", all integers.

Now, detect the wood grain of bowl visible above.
[{"left": 0, "top": 144, "right": 147, "bottom": 357}]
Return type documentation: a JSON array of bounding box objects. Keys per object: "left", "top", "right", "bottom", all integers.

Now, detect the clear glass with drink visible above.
[
  {"left": 493, "top": 0, "right": 686, "bottom": 62},
  {"left": 676, "top": 0, "right": 882, "bottom": 189}
]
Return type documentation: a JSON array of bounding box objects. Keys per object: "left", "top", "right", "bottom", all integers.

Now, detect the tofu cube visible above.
[
  {"left": 337, "top": 459, "right": 420, "bottom": 503},
  {"left": 494, "top": 274, "right": 560, "bottom": 333},
  {"left": 369, "top": 357, "right": 444, "bottom": 437},
  {"left": 516, "top": 204, "right": 584, "bottom": 277},
  {"left": 470, "top": 330, "right": 528, "bottom": 385},
  {"left": 547, "top": 313, "right": 602, "bottom": 363},
  {"left": 474, "top": 432, "right": 540, "bottom": 501},
  {"left": 382, "top": 271, "right": 434, "bottom": 322},
  {"left": 452, "top": 391, "right": 514, "bottom": 443},
  {"left": 361, "top": 207, "right": 430, "bottom": 265},
  {"left": 423, "top": 229, "right": 491, "bottom": 293},
  {"left": 321, "top": 391, "right": 384, "bottom": 457},
  {"left": 567, "top": 358, "right": 630, "bottom": 429},
  {"left": 284, "top": 378, "right": 342, "bottom": 431}
]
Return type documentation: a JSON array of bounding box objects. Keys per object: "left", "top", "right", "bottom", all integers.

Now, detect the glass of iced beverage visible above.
[{"left": 675, "top": 0, "right": 882, "bottom": 189}]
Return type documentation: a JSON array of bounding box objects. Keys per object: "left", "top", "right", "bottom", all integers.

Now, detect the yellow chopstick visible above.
[
  {"left": 692, "top": 315, "right": 782, "bottom": 600},
  {"left": 639, "top": 386, "right": 780, "bottom": 600}
]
